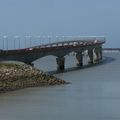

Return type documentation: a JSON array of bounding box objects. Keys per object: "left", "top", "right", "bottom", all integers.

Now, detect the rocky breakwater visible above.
[{"left": 0, "top": 63, "right": 69, "bottom": 93}]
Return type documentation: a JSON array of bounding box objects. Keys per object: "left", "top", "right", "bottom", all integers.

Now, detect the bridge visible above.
[{"left": 0, "top": 36, "right": 105, "bottom": 70}]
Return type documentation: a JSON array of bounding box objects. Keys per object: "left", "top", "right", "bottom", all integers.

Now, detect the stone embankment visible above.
[{"left": 0, "top": 63, "right": 69, "bottom": 93}]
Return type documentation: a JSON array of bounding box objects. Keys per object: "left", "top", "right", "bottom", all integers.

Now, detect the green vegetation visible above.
[{"left": 0, "top": 62, "right": 23, "bottom": 69}]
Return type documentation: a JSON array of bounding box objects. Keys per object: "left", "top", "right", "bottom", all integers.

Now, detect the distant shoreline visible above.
[
  {"left": 102, "top": 48, "right": 120, "bottom": 52},
  {"left": 103, "top": 48, "right": 120, "bottom": 51}
]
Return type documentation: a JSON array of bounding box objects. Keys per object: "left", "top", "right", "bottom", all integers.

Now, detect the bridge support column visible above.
[
  {"left": 56, "top": 56, "right": 65, "bottom": 71},
  {"left": 99, "top": 46, "right": 102, "bottom": 61},
  {"left": 94, "top": 48, "right": 100, "bottom": 63},
  {"left": 88, "top": 49, "right": 94, "bottom": 64},
  {"left": 76, "top": 52, "right": 83, "bottom": 66},
  {"left": 94, "top": 46, "right": 102, "bottom": 62}
]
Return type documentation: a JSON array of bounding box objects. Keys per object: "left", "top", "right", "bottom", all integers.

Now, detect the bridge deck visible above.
[{"left": 0, "top": 39, "right": 105, "bottom": 65}]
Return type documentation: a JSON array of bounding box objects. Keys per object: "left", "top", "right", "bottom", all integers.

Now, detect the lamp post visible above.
[
  {"left": 56, "top": 36, "right": 59, "bottom": 42},
  {"left": 61, "top": 36, "right": 65, "bottom": 42},
  {"left": 2, "top": 36, "right": 4, "bottom": 50},
  {"left": 24, "top": 36, "right": 27, "bottom": 48},
  {"left": 29, "top": 35, "right": 32, "bottom": 47},
  {"left": 14, "top": 35, "right": 20, "bottom": 49},
  {"left": 3, "top": 35, "right": 8, "bottom": 50},
  {"left": 42, "top": 36, "right": 46, "bottom": 45},
  {"left": 48, "top": 35, "right": 51, "bottom": 44},
  {"left": 25, "top": 35, "right": 32, "bottom": 48},
  {"left": 37, "top": 35, "right": 41, "bottom": 45}
]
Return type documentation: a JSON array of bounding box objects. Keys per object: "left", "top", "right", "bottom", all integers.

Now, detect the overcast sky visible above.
[{"left": 0, "top": 0, "right": 120, "bottom": 48}]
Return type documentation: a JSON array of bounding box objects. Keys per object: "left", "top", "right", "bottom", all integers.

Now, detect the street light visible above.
[
  {"left": 3, "top": 35, "right": 8, "bottom": 50},
  {"left": 42, "top": 36, "right": 46, "bottom": 45},
  {"left": 25, "top": 35, "right": 32, "bottom": 48},
  {"left": 14, "top": 35, "right": 20, "bottom": 49},
  {"left": 56, "top": 36, "right": 59, "bottom": 42},
  {"left": 48, "top": 35, "right": 52, "bottom": 44},
  {"left": 36, "top": 35, "right": 41, "bottom": 45},
  {"left": 61, "top": 36, "right": 65, "bottom": 42}
]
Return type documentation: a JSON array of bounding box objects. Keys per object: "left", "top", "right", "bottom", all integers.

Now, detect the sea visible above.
[{"left": 0, "top": 52, "right": 120, "bottom": 120}]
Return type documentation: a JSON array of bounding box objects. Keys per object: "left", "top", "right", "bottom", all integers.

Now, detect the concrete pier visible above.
[
  {"left": 99, "top": 46, "right": 102, "bottom": 61},
  {"left": 56, "top": 56, "right": 65, "bottom": 70},
  {"left": 94, "top": 48, "right": 100, "bottom": 62},
  {"left": 88, "top": 49, "right": 94, "bottom": 64},
  {"left": 76, "top": 52, "right": 83, "bottom": 66},
  {"left": 94, "top": 46, "right": 102, "bottom": 62}
]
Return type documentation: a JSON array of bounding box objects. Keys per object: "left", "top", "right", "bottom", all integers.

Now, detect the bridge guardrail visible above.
[{"left": 0, "top": 35, "right": 105, "bottom": 50}]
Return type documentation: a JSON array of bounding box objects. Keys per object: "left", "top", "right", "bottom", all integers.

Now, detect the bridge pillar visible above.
[
  {"left": 94, "top": 48, "right": 99, "bottom": 63},
  {"left": 99, "top": 46, "right": 102, "bottom": 61},
  {"left": 56, "top": 56, "right": 65, "bottom": 70},
  {"left": 88, "top": 49, "right": 94, "bottom": 64},
  {"left": 76, "top": 52, "right": 83, "bottom": 66},
  {"left": 94, "top": 46, "right": 102, "bottom": 62}
]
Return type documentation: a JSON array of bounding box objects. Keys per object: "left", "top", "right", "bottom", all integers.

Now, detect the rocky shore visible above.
[{"left": 0, "top": 63, "right": 69, "bottom": 93}]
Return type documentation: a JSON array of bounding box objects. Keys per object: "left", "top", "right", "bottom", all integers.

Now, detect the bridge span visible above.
[{"left": 0, "top": 39, "right": 105, "bottom": 70}]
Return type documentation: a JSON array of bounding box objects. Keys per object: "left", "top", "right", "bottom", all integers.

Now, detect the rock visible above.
[{"left": 0, "top": 63, "right": 69, "bottom": 93}]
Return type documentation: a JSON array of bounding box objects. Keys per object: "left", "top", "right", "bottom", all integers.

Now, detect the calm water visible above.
[{"left": 0, "top": 53, "right": 120, "bottom": 120}]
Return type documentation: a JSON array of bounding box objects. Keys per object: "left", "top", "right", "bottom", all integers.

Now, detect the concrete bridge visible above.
[{"left": 0, "top": 39, "right": 105, "bottom": 70}]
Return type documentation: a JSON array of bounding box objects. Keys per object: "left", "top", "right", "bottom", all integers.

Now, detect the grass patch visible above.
[{"left": 0, "top": 62, "right": 23, "bottom": 69}]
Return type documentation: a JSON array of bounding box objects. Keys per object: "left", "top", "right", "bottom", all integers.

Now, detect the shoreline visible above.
[
  {"left": 103, "top": 48, "right": 120, "bottom": 51},
  {"left": 0, "top": 63, "right": 69, "bottom": 93},
  {"left": 102, "top": 48, "right": 120, "bottom": 52}
]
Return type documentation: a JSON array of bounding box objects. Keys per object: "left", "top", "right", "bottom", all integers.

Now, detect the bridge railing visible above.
[{"left": 0, "top": 35, "right": 105, "bottom": 50}]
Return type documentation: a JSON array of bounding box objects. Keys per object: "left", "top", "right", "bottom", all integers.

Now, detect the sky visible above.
[{"left": 0, "top": 0, "right": 120, "bottom": 48}]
